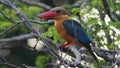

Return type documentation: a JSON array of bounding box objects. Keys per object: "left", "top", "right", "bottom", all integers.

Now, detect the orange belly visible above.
[
  {"left": 55, "top": 25, "right": 83, "bottom": 47},
  {"left": 54, "top": 15, "right": 83, "bottom": 47},
  {"left": 54, "top": 15, "right": 76, "bottom": 43},
  {"left": 55, "top": 23, "right": 75, "bottom": 43}
]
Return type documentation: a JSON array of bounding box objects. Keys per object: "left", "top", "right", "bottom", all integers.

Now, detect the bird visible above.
[{"left": 38, "top": 7, "right": 98, "bottom": 61}]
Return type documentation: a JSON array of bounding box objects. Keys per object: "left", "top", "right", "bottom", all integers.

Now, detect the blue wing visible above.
[{"left": 63, "top": 20, "right": 91, "bottom": 45}]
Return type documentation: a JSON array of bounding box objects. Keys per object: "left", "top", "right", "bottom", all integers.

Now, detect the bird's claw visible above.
[
  {"left": 59, "top": 42, "right": 69, "bottom": 46},
  {"left": 60, "top": 43, "right": 74, "bottom": 48}
]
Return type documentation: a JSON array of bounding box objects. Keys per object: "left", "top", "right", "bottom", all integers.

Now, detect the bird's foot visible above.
[
  {"left": 60, "top": 42, "right": 74, "bottom": 48},
  {"left": 60, "top": 42, "right": 69, "bottom": 47},
  {"left": 65, "top": 43, "right": 74, "bottom": 48}
]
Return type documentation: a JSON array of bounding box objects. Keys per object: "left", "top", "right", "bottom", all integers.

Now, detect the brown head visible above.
[{"left": 38, "top": 7, "right": 69, "bottom": 19}]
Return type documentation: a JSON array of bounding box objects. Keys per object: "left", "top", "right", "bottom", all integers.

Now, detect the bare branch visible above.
[
  {"left": 92, "top": 46, "right": 119, "bottom": 62},
  {"left": 101, "top": 0, "right": 119, "bottom": 22},
  {"left": 0, "top": 34, "right": 36, "bottom": 43},
  {"left": 23, "top": 64, "right": 36, "bottom": 68},
  {"left": 30, "top": 20, "right": 54, "bottom": 24},
  {"left": 0, "top": 33, "right": 119, "bottom": 66},
  {"left": 1, "top": 0, "right": 120, "bottom": 67},
  {"left": 73, "top": 0, "right": 88, "bottom": 7},
  {"left": 0, "top": 55, "right": 20, "bottom": 68},
  {"left": 69, "top": 46, "right": 81, "bottom": 66},
  {"left": 0, "top": 10, "right": 15, "bottom": 23},
  {"left": 0, "top": 22, "right": 21, "bottom": 36},
  {"left": 19, "top": 0, "right": 52, "bottom": 10},
  {"left": 0, "top": 0, "right": 64, "bottom": 66},
  {"left": 0, "top": 55, "right": 37, "bottom": 68}
]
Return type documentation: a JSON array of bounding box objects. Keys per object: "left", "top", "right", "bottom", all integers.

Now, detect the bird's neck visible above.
[
  {"left": 54, "top": 15, "right": 69, "bottom": 25},
  {"left": 54, "top": 15, "right": 70, "bottom": 40}
]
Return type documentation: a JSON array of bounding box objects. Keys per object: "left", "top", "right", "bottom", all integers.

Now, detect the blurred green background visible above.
[{"left": 0, "top": 0, "right": 120, "bottom": 68}]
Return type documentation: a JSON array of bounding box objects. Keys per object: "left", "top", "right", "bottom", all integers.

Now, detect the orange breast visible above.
[{"left": 54, "top": 17, "right": 75, "bottom": 43}]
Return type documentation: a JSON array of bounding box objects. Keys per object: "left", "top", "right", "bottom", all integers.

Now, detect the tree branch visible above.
[
  {"left": 0, "top": 0, "right": 67, "bottom": 67},
  {"left": 101, "top": 0, "right": 119, "bottom": 22},
  {"left": 30, "top": 20, "right": 54, "bottom": 24},
  {"left": 0, "top": 34, "right": 36, "bottom": 43},
  {"left": 72, "top": 0, "right": 88, "bottom": 7},
  {"left": 19, "top": 0, "right": 52, "bottom": 10},
  {"left": 0, "top": 33, "right": 119, "bottom": 63},
  {"left": 0, "top": 0, "right": 120, "bottom": 67},
  {"left": 0, "top": 22, "right": 21, "bottom": 36},
  {"left": 92, "top": 46, "right": 120, "bottom": 63},
  {"left": 0, "top": 10, "right": 15, "bottom": 23}
]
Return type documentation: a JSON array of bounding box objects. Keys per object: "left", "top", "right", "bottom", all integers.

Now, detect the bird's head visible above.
[{"left": 38, "top": 7, "right": 68, "bottom": 19}]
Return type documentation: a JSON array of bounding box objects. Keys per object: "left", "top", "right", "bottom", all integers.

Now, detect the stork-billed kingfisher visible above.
[{"left": 38, "top": 7, "right": 98, "bottom": 61}]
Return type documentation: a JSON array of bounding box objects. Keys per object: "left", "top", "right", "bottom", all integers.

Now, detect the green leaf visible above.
[
  {"left": 35, "top": 55, "right": 53, "bottom": 68},
  {"left": 109, "top": 21, "right": 120, "bottom": 29},
  {"left": 116, "top": 35, "right": 120, "bottom": 40}
]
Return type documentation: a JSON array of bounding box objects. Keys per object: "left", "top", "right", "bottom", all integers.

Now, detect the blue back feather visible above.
[{"left": 63, "top": 20, "right": 91, "bottom": 45}]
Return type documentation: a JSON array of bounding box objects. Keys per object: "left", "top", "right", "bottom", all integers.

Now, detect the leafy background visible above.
[{"left": 0, "top": 0, "right": 120, "bottom": 68}]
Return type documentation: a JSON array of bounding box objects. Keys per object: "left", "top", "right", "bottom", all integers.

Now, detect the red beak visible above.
[{"left": 38, "top": 10, "right": 57, "bottom": 18}]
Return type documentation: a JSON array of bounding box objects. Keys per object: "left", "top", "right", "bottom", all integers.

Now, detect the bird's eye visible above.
[{"left": 56, "top": 10, "right": 60, "bottom": 13}]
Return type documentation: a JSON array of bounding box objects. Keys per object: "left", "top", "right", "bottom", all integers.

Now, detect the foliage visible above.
[
  {"left": 0, "top": 0, "right": 120, "bottom": 68},
  {"left": 0, "top": 1, "right": 42, "bottom": 38},
  {"left": 42, "top": 26, "right": 65, "bottom": 43},
  {"left": 0, "top": 65, "right": 8, "bottom": 68},
  {"left": 40, "top": 0, "right": 120, "bottom": 67},
  {"left": 36, "top": 55, "right": 54, "bottom": 68},
  {"left": 43, "top": 0, "right": 120, "bottom": 49},
  {"left": 93, "top": 60, "right": 111, "bottom": 68}
]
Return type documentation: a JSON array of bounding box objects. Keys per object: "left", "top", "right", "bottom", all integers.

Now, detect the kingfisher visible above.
[{"left": 38, "top": 7, "right": 98, "bottom": 61}]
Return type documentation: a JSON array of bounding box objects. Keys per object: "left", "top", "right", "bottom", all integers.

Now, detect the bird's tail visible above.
[
  {"left": 86, "top": 45, "right": 98, "bottom": 62},
  {"left": 88, "top": 48, "right": 98, "bottom": 62}
]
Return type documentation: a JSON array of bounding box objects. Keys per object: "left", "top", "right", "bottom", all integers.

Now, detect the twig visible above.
[
  {"left": 110, "top": 55, "right": 120, "bottom": 68},
  {"left": 0, "top": 0, "right": 65, "bottom": 66},
  {"left": 0, "top": 19, "right": 53, "bottom": 36},
  {"left": 23, "top": 64, "right": 36, "bottom": 68},
  {"left": 3, "top": 62, "right": 20, "bottom": 68},
  {"left": 101, "top": 0, "right": 119, "bottom": 22},
  {"left": 69, "top": 46, "right": 81, "bottom": 66},
  {"left": 30, "top": 20, "right": 54, "bottom": 24},
  {"left": 0, "top": 34, "right": 36, "bottom": 43},
  {"left": 19, "top": 0, "right": 52, "bottom": 10},
  {"left": 0, "top": 10, "right": 16, "bottom": 23},
  {"left": 0, "top": 1, "right": 91, "bottom": 67},
  {"left": 0, "top": 55, "right": 20, "bottom": 68},
  {"left": 0, "top": 33, "right": 120, "bottom": 63},
  {"left": 0, "top": 22, "right": 21, "bottom": 36},
  {"left": 72, "top": 0, "right": 88, "bottom": 7},
  {"left": 1, "top": 0, "right": 120, "bottom": 67},
  {"left": 92, "top": 46, "right": 118, "bottom": 62}
]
